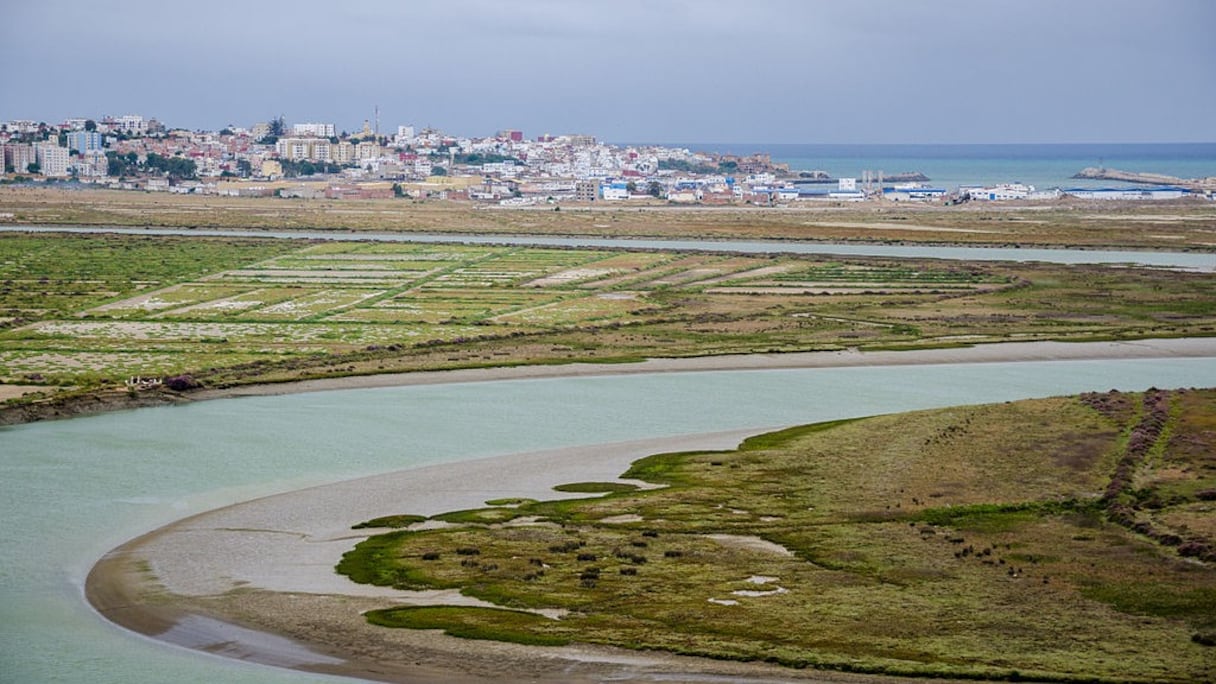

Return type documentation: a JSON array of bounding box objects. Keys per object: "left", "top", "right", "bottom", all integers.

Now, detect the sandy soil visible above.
[
  {"left": 0, "top": 384, "right": 45, "bottom": 401},
  {"left": 85, "top": 338, "right": 1216, "bottom": 683}
]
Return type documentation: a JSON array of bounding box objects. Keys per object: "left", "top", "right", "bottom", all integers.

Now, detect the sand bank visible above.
[
  {"left": 87, "top": 338, "right": 1216, "bottom": 682},
  {"left": 90, "top": 430, "right": 902, "bottom": 682}
]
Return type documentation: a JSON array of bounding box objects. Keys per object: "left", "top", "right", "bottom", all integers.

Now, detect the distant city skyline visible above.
[{"left": 3, "top": 0, "right": 1214, "bottom": 144}]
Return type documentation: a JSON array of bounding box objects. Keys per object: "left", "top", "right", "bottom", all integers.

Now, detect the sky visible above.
[{"left": 2, "top": 0, "right": 1214, "bottom": 144}]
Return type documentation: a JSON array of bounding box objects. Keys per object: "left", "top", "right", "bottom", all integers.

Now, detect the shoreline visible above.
[
  {"left": 82, "top": 337, "right": 1216, "bottom": 682},
  {"left": 9, "top": 338, "right": 1216, "bottom": 428},
  {"left": 196, "top": 336, "right": 1216, "bottom": 399}
]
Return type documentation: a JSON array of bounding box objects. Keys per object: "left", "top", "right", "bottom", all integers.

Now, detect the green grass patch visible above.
[
  {"left": 430, "top": 507, "right": 529, "bottom": 524},
  {"left": 364, "top": 606, "right": 570, "bottom": 646},
  {"left": 551, "top": 482, "right": 639, "bottom": 494},
  {"left": 352, "top": 514, "right": 427, "bottom": 529},
  {"left": 485, "top": 497, "right": 537, "bottom": 506}
]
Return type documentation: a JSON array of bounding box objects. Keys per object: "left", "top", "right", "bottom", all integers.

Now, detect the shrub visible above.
[{"left": 163, "top": 374, "right": 201, "bottom": 391}]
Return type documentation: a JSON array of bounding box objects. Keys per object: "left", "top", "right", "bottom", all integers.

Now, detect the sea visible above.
[{"left": 625, "top": 142, "right": 1216, "bottom": 191}]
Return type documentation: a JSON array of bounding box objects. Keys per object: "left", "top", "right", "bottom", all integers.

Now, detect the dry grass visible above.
[{"left": 3, "top": 186, "right": 1216, "bottom": 249}]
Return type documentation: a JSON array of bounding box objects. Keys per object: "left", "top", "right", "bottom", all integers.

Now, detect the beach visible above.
[{"left": 85, "top": 338, "right": 1216, "bottom": 683}]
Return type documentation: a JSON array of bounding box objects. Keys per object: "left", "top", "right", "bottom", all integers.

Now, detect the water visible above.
[
  {"left": 633, "top": 142, "right": 1216, "bottom": 190},
  {"left": 4, "top": 226, "right": 1213, "bottom": 272},
  {"left": 4, "top": 357, "right": 1216, "bottom": 683}
]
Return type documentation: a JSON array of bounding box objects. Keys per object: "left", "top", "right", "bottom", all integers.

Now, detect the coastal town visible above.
[{"left": 3, "top": 114, "right": 1212, "bottom": 206}]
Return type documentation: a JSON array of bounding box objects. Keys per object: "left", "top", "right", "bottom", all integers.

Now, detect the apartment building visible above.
[
  {"left": 3, "top": 143, "right": 36, "bottom": 173},
  {"left": 67, "top": 130, "right": 103, "bottom": 153},
  {"left": 35, "top": 143, "right": 71, "bottom": 177},
  {"left": 292, "top": 122, "right": 336, "bottom": 138}
]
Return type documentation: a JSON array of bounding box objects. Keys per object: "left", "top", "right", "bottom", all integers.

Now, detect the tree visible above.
[
  {"left": 144, "top": 153, "right": 197, "bottom": 180},
  {"left": 626, "top": 181, "right": 637, "bottom": 194},
  {"left": 236, "top": 159, "right": 253, "bottom": 178},
  {"left": 219, "top": 128, "right": 233, "bottom": 136},
  {"left": 647, "top": 181, "right": 664, "bottom": 198},
  {"left": 84, "top": 119, "right": 96, "bottom": 132},
  {"left": 27, "top": 162, "right": 40, "bottom": 174},
  {"left": 258, "top": 115, "right": 286, "bottom": 145},
  {"left": 392, "top": 182, "right": 404, "bottom": 198}
]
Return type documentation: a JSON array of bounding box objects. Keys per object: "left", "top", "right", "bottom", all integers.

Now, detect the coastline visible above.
[{"left": 82, "top": 337, "right": 1216, "bottom": 682}]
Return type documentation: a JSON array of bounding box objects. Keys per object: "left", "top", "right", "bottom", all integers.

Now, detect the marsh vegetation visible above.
[
  {"left": 340, "top": 390, "right": 1216, "bottom": 682},
  {"left": 2, "top": 231, "right": 1214, "bottom": 412}
]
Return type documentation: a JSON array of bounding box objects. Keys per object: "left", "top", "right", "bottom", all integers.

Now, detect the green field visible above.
[
  {"left": 339, "top": 389, "right": 1216, "bottom": 682},
  {"left": 2, "top": 232, "right": 1215, "bottom": 404}
]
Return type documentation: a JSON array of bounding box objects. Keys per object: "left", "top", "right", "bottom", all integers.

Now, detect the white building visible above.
[
  {"left": 116, "top": 115, "right": 147, "bottom": 136},
  {"left": 292, "top": 122, "right": 336, "bottom": 138},
  {"left": 1064, "top": 186, "right": 1188, "bottom": 201},
  {"left": 884, "top": 184, "right": 946, "bottom": 202},
  {"left": 35, "top": 143, "right": 70, "bottom": 177},
  {"left": 963, "top": 183, "right": 1033, "bottom": 201}
]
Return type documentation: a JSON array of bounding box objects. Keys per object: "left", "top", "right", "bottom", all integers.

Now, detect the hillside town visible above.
[{"left": 1, "top": 114, "right": 1208, "bottom": 205}]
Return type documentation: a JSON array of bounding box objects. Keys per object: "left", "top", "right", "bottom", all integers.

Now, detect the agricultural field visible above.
[
  {"left": 339, "top": 389, "right": 1216, "bottom": 682},
  {"left": 1, "top": 231, "right": 1215, "bottom": 406}
]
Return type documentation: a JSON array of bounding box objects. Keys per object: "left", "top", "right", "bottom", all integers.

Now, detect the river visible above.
[
  {"left": 4, "top": 356, "right": 1216, "bottom": 683},
  {"left": 2, "top": 224, "right": 1214, "bottom": 271}
]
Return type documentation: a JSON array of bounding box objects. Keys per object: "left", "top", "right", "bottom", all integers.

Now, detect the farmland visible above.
[
  {"left": 338, "top": 389, "right": 1216, "bottom": 682},
  {"left": 2, "top": 231, "right": 1216, "bottom": 409}
]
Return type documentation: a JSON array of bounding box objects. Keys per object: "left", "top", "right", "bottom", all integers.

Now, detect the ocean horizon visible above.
[{"left": 617, "top": 142, "right": 1216, "bottom": 191}]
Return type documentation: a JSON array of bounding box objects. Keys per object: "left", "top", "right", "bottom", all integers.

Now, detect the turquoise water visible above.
[
  {"left": 636, "top": 142, "right": 1216, "bottom": 190},
  {"left": 4, "top": 358, "right": 1216, "bottom": 683}
]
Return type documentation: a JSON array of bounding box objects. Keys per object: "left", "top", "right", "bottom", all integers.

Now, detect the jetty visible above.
[{"left": 1072, "top": 167, "right": 1216, "bottom": 192}]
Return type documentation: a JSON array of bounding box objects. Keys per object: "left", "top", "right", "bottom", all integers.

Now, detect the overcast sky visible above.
[{"left": 2, "top": 0, "right": 1213, "bottom": 144}]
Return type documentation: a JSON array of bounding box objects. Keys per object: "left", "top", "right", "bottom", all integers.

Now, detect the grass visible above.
[
  {"left": 364, "top": 606, "right": 571, "bottom": 646},
  {"left": 351, "top": 514, "right": 427, "bottom": 529},
  {"left": 337, "top": 390, "right": 1216, "bottom": 682},
  {"left": 551, "top": 482, "right": 639, "bottom": 494},
  {"left": 3, "top": 223, "right": 1216, "bottom": 413}
]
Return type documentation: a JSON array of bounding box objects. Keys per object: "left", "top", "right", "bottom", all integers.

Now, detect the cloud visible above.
[{"left": 2, "top": 0, "right": 1213, "bottom": 142}]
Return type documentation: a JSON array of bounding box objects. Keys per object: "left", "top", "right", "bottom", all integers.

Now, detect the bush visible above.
[{"left": 163, "top": 374, "right": 201, "bottom": 391}]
